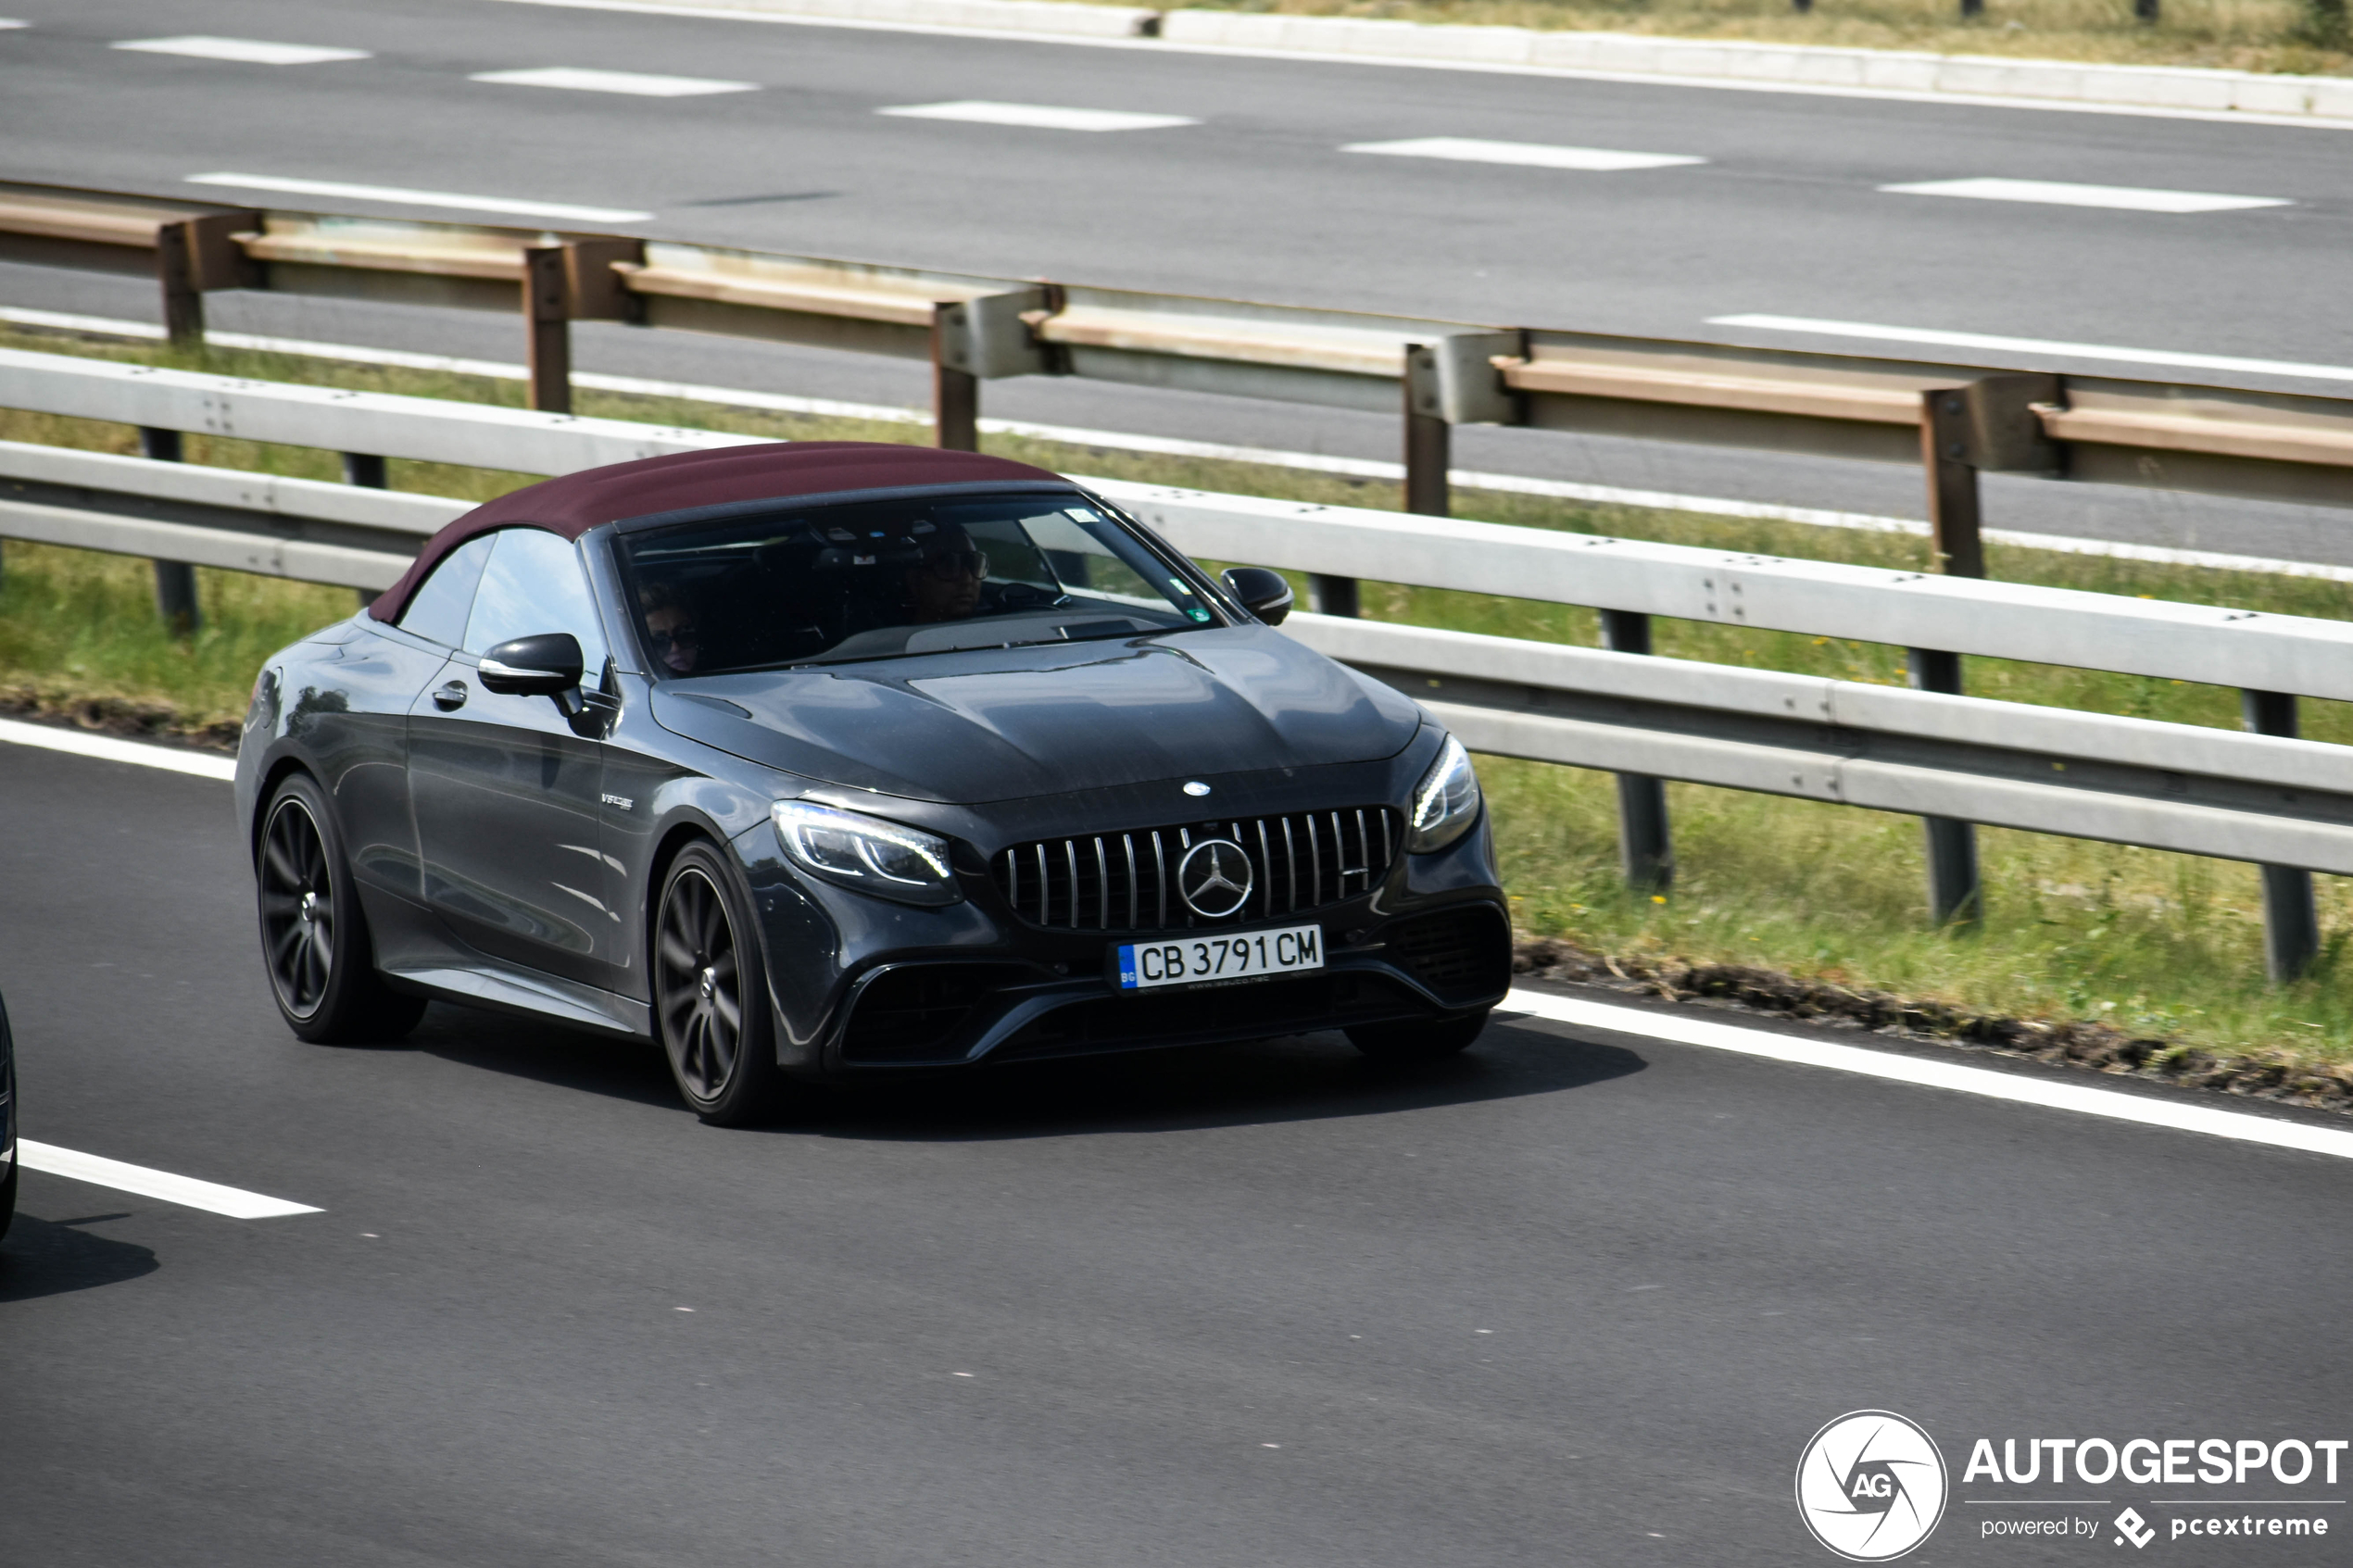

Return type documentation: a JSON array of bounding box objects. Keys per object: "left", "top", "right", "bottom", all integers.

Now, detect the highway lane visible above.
[
  {"left": 10, "top": 0, "right": 2353, "bottom": 567},
  {"left": 5, "top": 0, "right": 2350, "bottom": 366},
  {"left": 5, "top": 737, "right": 2352, "bottom": 1564}
]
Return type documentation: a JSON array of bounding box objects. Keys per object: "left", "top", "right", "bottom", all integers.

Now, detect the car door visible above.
[{"left": 407, "top": 528, "right": 615, "bottom": 989}]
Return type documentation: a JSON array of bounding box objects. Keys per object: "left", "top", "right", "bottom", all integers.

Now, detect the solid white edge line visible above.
[
  {"left": 1707, "top": 312, "right": 2353, "bottom": 385},
  {"left": 1503, "top": 987, "right": 2353, "bottom": 1161},
  {"left": 10, "top": 307, "right": 2353, "bottom": 585},
  {"left": 469, "top": 0, "right": 2353, "bottom": 132},
  {"left": 17, "top": 1140, "right": 321, "bottom": 1218},
  {"left": 0, "top": 717, "right": 238, "bottom": 781}
]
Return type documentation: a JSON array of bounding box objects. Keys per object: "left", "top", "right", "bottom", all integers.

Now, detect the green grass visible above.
[
  {"left": 1117, "top": 0, "right": 2353, "bottom": 74},
  {"left": 4, "top": 320, "right": 2350, "bottom": 1069}
]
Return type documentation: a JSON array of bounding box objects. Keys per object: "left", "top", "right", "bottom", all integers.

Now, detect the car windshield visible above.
[{"left": 618, "top": 492, "right": 1225, "bottom": 678}]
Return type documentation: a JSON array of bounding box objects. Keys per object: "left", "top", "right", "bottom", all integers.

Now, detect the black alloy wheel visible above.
[
  {"left": 260, "top": 792, "right": 337, "bottom": 1020},
  {"left": 1345, "top": 1007, "right": 1491, "bottom": 1061},
  {"left": 256, "top": 774, "right": 423, "bottom": 1044},
  {"left": 654, "top": 842, "right": 786, "bottom": 1124}
]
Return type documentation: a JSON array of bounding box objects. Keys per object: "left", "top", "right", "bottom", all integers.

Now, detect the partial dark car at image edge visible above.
[{"left": 234, "top": 442, "right": 1512, "bottom": 1122}]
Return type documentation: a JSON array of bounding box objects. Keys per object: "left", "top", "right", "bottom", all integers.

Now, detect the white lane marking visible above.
[
  {"left": 113, "top": 36, "right": 371, "bottom": 65},
  {"left": 878, "top": 100, "right": 1198, "bottom": 132},
  {"left": 469, "top": 65, "right": 757, "bottom": 95},
  {"left": 17, "top": 1140, "right": 321, "bottom": 1218},
  {"left": 1504, "top": 988, "right": 2353, "bottom": 1161},
  {"left": 0, "top": 19, "right": 26, "bottom": 30},
  {"left": 183, "top": 173, "right": 650, "bottom": 224},
  {"left": 1880, "top": 176, "right": 2290, "bottom": 213},
  {"left": 19, "top": 304, "right": 2353, "bottom": 587},
  {"left": 1709, "top": 312, "right": 2353, "bottom": 386},
  {"left": 0, "top": 717, "right": 237, "bottom": 781},
  {"left": 1342, "top": 137, "right": 1704, "bottom": 171}
]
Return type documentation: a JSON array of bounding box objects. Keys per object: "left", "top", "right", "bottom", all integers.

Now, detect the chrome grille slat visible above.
[
  {"left": 1123, "top": 834, "right": 1139, "bottom": 931},
  {"left": 993, "top": 807, "right": 1401, "bottom": 933}
]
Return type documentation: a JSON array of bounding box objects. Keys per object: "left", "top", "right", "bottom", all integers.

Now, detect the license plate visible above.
[{"left": 1114, "top": 924, "right": 1324, "bottom": 990}]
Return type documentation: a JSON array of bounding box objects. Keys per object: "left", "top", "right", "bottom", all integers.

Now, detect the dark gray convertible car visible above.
[{"left": 234, "top": 443, "right": 1511, "bottom": 1123}]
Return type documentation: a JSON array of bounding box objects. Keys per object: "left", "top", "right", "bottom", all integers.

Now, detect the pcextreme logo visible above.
[{"left": 1796, "top": 1411, "right": 1951, "bottom": 1562}]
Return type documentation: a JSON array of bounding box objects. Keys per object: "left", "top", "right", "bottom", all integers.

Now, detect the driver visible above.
[
  {"left": 639, "top": 582, "right": 701, "bottom": 675},
  {"left": 902, "top": 525, "right": 989, "bottom": 622}
]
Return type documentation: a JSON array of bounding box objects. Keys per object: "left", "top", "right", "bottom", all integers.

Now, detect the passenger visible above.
[
  {"left": 903, "top": 525, "right": 989, "bottom": 622},
  {"left": 640, "top": 582, "right": 702, "bottom": 675}
]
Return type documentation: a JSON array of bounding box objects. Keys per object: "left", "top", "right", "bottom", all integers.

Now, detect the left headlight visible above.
[
  {"left": 1406, "top": 734, "right": 1482, "bottom": 854},
  {"left": 772, "top": 800, "right": 963, "bottom": 906}
]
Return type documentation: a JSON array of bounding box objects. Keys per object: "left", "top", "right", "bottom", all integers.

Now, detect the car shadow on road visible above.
[
  {"left": 406, "top": 1003, "right": 687, "bottom": 1112},
  {"left": 799, "top": 1016, "right": 1645, "bottom": 1143},
  {"left": 0, "top": 1211, "right": 159, "bottom": 1301},
  {"left": 397, "top": 1003, "right": 1645, "bottom": 1138}
]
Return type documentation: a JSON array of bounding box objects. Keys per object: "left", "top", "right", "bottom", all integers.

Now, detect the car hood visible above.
[{"left": 648, "top": 626, "right": 1423, "bottom": 804}]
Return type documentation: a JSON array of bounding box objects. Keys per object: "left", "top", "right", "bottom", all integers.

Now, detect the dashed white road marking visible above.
[
  {"left": 1709, "top": 312, "right": 2353, "bottom": 385},
  {"left": 470, "top": 65, "right": 758, "bottom": 95},
  {"left": 113, "top": 36, "right": 371, "bottom": 65},
  {"left": 878, "top": 100, "right": 1199, "bottom": 132},
  {"left": 184, "top": 173, "right": 651, "bottom": 223},
  {"left": 1879, "top": 176, "right": 2290, "bottom": 213},
  {"left": 17, "top": 1141, "right": 321, "bottom": 1218},
  {"left": 1342, "top": 137, "right": 1704, "bottom": 171},
  {"left": 1504, "top": 988, "right": 2353, "bottom": 1162},
  {"left": 0, "top": 717, "right": 236, "bottom": 781}
]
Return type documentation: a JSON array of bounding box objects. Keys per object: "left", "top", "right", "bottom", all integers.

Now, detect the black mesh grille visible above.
[
  {"left": 1386, "top": 907, "right": 1512, "bottom": 1005},
  {"left": 841, "top": 964, "right": 1026, "bottom": 1064},
  {"left": 991, "top": 809, "right": 1400, "bottom": 933}
]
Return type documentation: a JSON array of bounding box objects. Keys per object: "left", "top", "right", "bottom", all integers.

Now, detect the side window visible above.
[
  {"left": 462, "top": 528, "right": 609, "bottom": 673},
  {"left": 396, "top": 533, "right": 496, "bottom": 646}
]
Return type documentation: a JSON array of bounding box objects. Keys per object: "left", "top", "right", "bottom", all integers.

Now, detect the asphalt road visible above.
[
  {"left": 7, "top": 0, "right": 2353, "bottom": 564},
  {"left": 5, "top": 738, "right": 2351, "bottom": 1566}
]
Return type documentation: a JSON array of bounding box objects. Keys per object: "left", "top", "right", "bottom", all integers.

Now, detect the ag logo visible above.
[
  {"left": 1795, "top": 1411, "right": 1948, "bottom": 1562},
  {"left": 1176, "top": 838, "right": 1253, "bottom": 919}
]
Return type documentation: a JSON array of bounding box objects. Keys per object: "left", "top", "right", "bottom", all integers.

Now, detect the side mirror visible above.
[
  {"left": 1221, "top": 567, "right": 1294, "bottom": 627},
  {"left": 478, "top": 633, "right": 585, "bottom": 696}
]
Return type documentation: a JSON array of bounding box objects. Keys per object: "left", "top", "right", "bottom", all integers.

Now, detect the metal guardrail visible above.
[{"left": 0, "top": 355, "right": 2340, "bottom": 983}]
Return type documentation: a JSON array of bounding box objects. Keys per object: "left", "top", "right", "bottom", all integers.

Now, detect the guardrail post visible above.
[
  {"left": 1906, "top": 647, "right": 1982, "bottom": 926},
  {"left": 1308, "top": 576, "right": 1359, "bottom": 617},
  {"left": 1907, "top": 385, "right": 2002, "bottom": 929},
  {"left": 343, "top": 453, "right": 388, "bottom": 605},
  {"left": 138, "top": 427, "right": 201, "bottom": 634},
  {"left": 2244, "top": 689, "right": 2321, "bottom": 982},
  {"left": 156, "top": 220, "right": 205, "bottom": 349},
  {"left": 1602, "top": 608, "right": 1674, "bottom": 894},
  {"left": 932, "top": 303, "right": 980, "bottom": 452},
  {"left": 522, "top": 246, "right": 572, "bottom": 415},
  {"left": 1403, "top": 343, "right": 1449, "bottom": 518}
]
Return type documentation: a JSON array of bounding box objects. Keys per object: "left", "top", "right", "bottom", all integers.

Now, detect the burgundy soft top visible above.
[{"left": 367, "top": 441, "right": 1066, "bottom": 623}]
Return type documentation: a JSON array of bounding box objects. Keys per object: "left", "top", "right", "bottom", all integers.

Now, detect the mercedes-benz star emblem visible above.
[
  {"left": 1176, "top": 838, "right": 1254, "bottom": 919},
  {"left": 1182, "top": 781, "right": 1212, "bottom": 797}
]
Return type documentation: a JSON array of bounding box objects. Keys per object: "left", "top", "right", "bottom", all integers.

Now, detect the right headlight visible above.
[
  {"left": 1406, "top": 733, "right": 1482, "bottom": 854},
  {"left": 771, "top": 799, "right": 963, "bottom": 906}
]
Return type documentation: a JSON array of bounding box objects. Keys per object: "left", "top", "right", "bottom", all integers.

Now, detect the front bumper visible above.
[{"left": 736, "top": 794, "right": 1511, "bottom": 1077}]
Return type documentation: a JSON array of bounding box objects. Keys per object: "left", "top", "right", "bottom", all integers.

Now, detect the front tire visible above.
[
  {"left": 654, "top": 842, "right": 788, "bottom": 1126},
  {"left": 1345, "top": 1008, "right": 1491, "bottom": 1061},
  {"left": 257, "top": 773, "right": 424, "bottom": 1044}
]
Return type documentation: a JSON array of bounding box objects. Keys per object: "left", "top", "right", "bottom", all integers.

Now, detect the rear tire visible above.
[
  {"left": 1345, "top": 1008, "right": 1491, "bottom": 1061},
  {"left": 257, "top": 773, "right": 424, "bottom": 1045},
  {"left": 654, "top": 841, "right": 789, "bottom": 1126}
]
